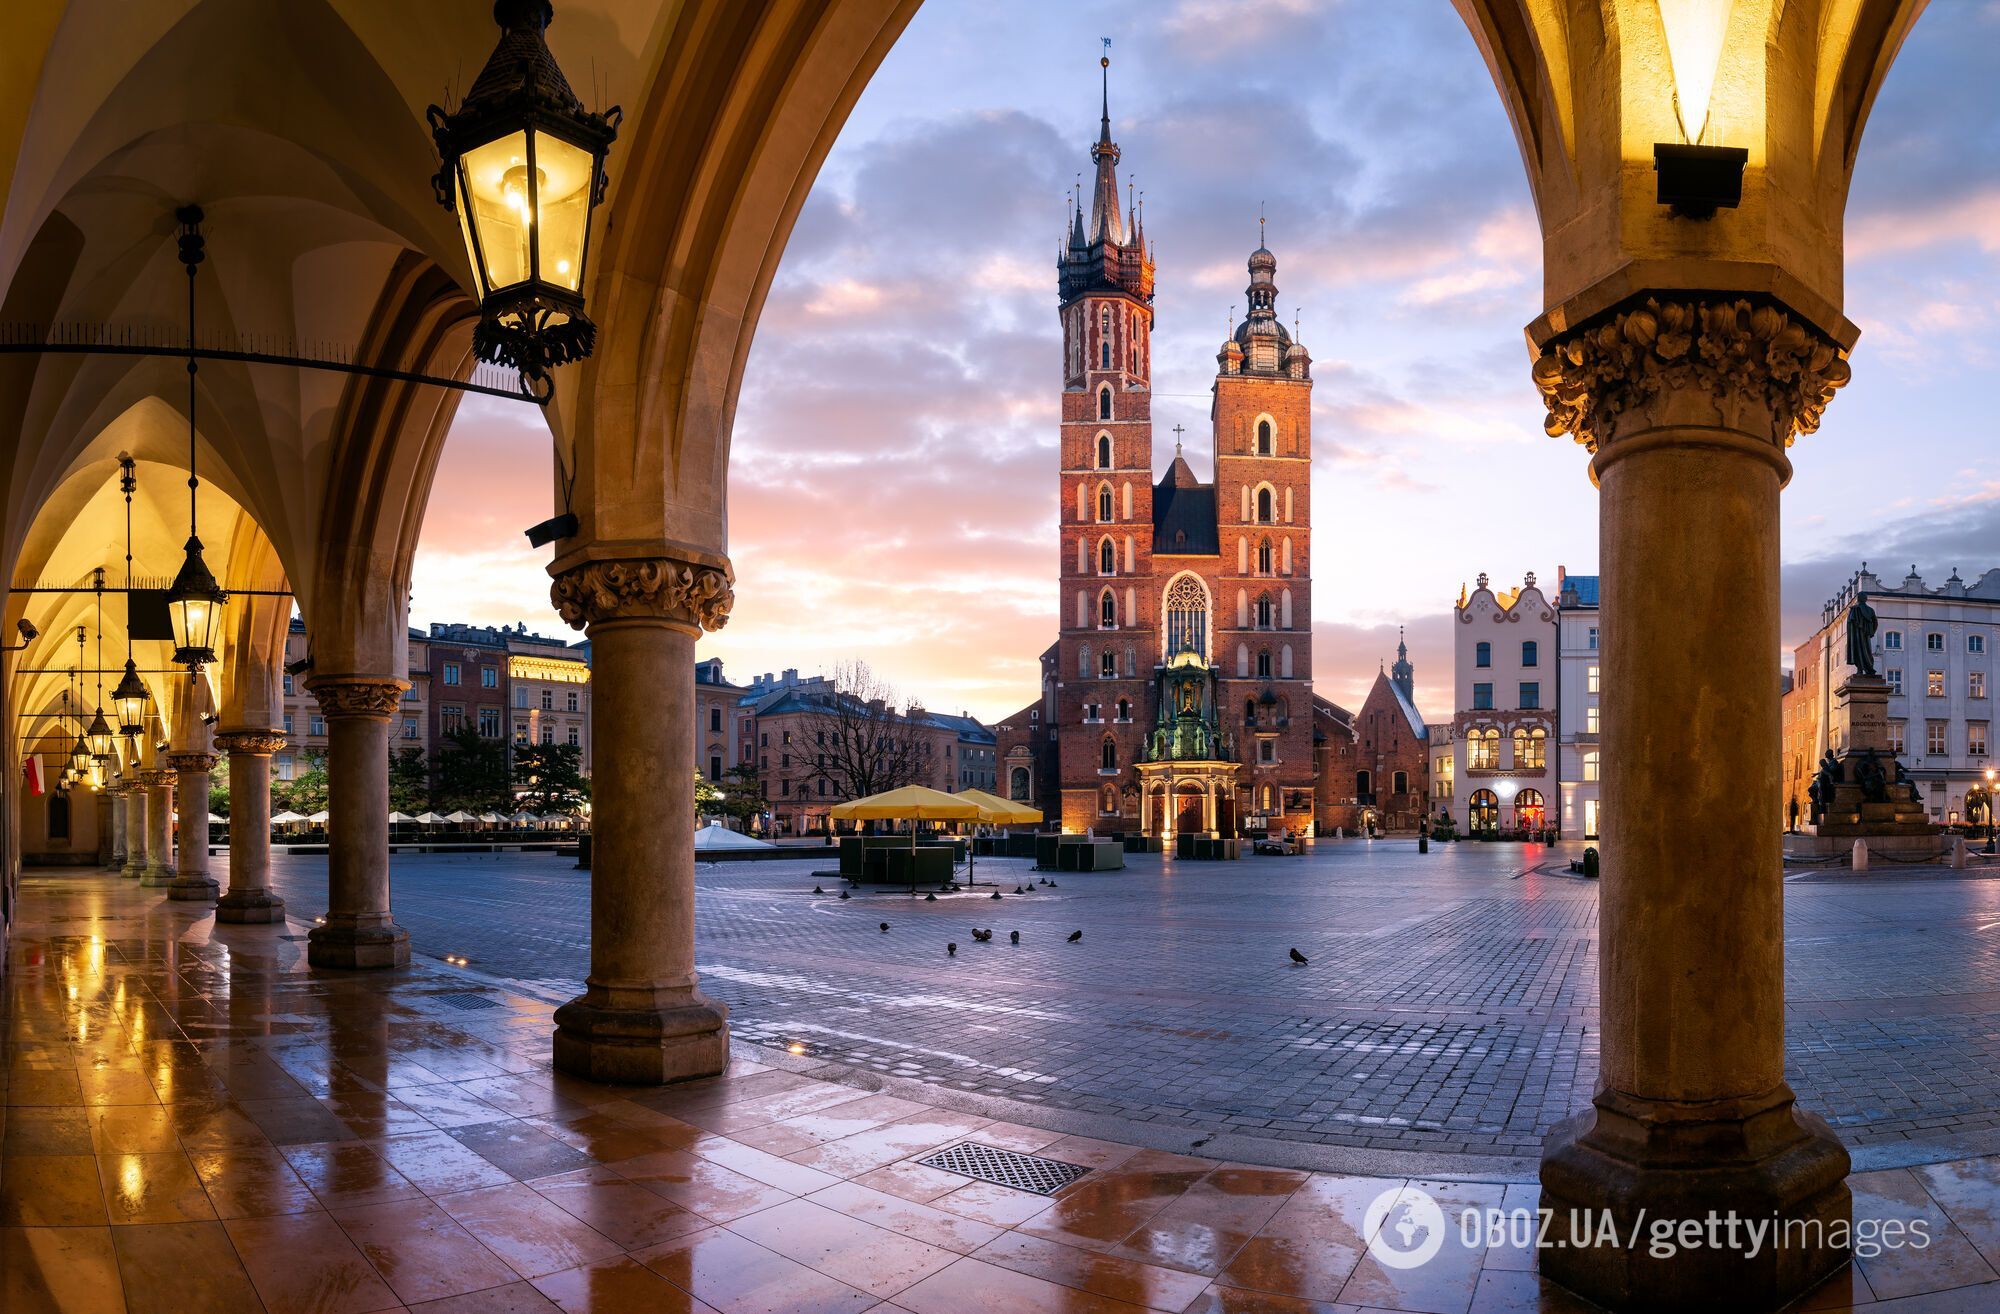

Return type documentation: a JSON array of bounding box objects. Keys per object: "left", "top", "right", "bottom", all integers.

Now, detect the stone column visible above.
[
  {"left": 110, "top": 790, "right": 127, "bottom": 867},
  {"left": 303, "top": 678, "right": 409, "bottom": 967},
  {"left": 167, "top": 752, "right": 219, "bottom": 901},
  {"left": 121, "top": 784, "right": 146, "bottom": 879},
  {"left": 1532, "top": 297, "right": 1853, "bottom": 1310},
  {"left": 214, "top": 731, "right": 286, "bottom": 924},
  {"left": 547, "top": 552, "right": 732, "bottom": 1083},
  {"left": 140, "top": 771, "right": 175, "bottom": 887}
]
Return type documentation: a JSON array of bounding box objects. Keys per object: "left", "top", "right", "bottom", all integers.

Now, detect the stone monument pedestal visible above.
[{"left": 1799, "top": 675, "right": 1935, "bottom": 844}]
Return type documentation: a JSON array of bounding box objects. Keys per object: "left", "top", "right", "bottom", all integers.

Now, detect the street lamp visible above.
[
  {"left": 428, "top": 0, "right": 622, "bottom": 383},
  {"left": 167, "top": 209, "right": 226, "bottom": 668},
  {"left": 114, "top": 457, "right": 147, "bottom": 733}
]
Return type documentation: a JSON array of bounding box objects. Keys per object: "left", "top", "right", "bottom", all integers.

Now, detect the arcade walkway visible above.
[{"left": 7, "top": 871, "right": 2000, "bottom": 1313}]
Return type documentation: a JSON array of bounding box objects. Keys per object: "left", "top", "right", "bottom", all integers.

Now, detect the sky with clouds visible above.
[{"left": 411, "top": 0, "right": 2000, "bottom": 726}]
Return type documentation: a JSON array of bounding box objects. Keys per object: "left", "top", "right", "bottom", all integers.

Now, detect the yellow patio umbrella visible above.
[
  {"left": 955, "top": 788, "right": 1042, "bottom": 826},
  {"left": 829, "top": 785, "right": 981, "bottom": 891},
  {"left": 828, "top": 785, "right": 982, "bottom": 823}
]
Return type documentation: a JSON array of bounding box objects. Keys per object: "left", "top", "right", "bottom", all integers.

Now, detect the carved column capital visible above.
[
  {"left": 214, "top": 731, "right": 288, "bottom": 756},
  {"left": 1532, "top": 296, "right": 1852, "bottom": 455},
  {"left": 550, "top": 554, "right": 734, "bottom": 632},
  {"left": 134, "top": 769, "right": 168, "bottom": 789},
  {"left": 167, "top": 752, "right": 218, "bottom": 775},
  {"left": 305, "top": 676, "right": 408, "bottom": 721}
]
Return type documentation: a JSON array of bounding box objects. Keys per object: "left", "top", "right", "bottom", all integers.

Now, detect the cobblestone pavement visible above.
[{"left": 253, "top": 841, "right": 2000, "bottom": 1166}]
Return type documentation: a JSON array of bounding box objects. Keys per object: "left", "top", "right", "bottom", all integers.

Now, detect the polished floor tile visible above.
[
  {"left": 99, "top": 1149, "right": 216, "bottom": 1225},
  {"left": 2, "top": 1154, "right": 108, "bottom": 1226},
  {"left": 725, "top": 1196, "right": 960, "bottom": 1297},
  {"left": 109, "top": 1220, "right": 263, "bottom": 1314},
  {"left": 1, "top": 1225, "right": 128, "bottom": 1314},
  {"left": 224, "top": 1210, "right": 402, "bottom": 1314},
  {"left": 632, "top": 1224, "right": 877, "bottom": 1314},
  {"left": 332, "top": 1195, "right": 523, "bottom": 1304},
  {"left": 531, "top": 1254, "right": 721, "bottom": 1313},
  {"left": 434, "top": 1182, "right": 625, "bottom": 1278}
]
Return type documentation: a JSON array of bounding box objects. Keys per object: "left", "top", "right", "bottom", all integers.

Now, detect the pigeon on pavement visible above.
[
  {"left": 879, "top": 922, "right": 890, "bottom": 932},
  {"left": 1010, "top": 930, "right": 1020, "bottom": 945},
  {"left": 947, "top": 942, "right": 957, "bottom": 956},
  {"left": 1289, "top": 947, "right": 1309, "bottom": 966},
  {"left": 1067, "top": 930, "right": 1083, "bottom": 943}
]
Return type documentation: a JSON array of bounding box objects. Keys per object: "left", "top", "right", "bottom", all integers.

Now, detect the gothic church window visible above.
[
  {"left": 1097, "top": 434, "right": 1112, "bottom": 468},
  {"left": 1257, "top": 487, "right": 1273, "bottom": 523},
  {"left": 1098, "top": 385, "right": 1112, "bottom": 420},
  {"left": 1163, "top": 574, "right": 1210, "bottom": 660},
  {"left": 1100, "top": 540, "right": 1116, "bottom": 574},
  {"left": 1098, "top": 485, "right": 1113, "bottom": 521},
  {"left": 1257, "top": 420, "right": 1272, "bottom": 455},
  {"left": 1101, "top": 590, "right": 1117, "bottom": 629},
  {"left": 1258, "top": 540, "right": 1273, "bottom": 575}
]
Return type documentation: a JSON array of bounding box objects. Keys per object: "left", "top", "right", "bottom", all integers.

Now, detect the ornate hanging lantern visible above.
[
  {"left": 166, "top": 210, "right": 226, "bottom": 668},
  {"left": 428, "top": 0, "right": 621, "bottom": 382}
]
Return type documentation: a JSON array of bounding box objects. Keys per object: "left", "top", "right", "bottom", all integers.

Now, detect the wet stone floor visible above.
[
  {"left": 241, "top": 840, "right": 2000, "bottom": 1171},
  {"left": 13, "top": 871, "right": 2000, "bottom": 1312}
]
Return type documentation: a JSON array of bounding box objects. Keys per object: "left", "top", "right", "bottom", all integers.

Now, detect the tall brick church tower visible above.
[
  {"left": 1040, "top": 55, "right": 1317, "bottom": 839},
  {"left": 1055, "top": 52, "right": 1156, "bottom": 833}
]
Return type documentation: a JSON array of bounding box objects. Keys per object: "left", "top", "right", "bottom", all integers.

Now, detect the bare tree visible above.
[{"left": 795, "top": 661, "right": 933, "bottom": 801}]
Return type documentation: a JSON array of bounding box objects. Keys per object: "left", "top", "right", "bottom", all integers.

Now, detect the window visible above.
[
  {"left": 1256, "top": 419, "right": 1272, "bottom": 455},
  {"left": 1257, "top": 650, "right": 1272, "bottom": 679},
  {"left": 1100, "top": 592, "right": 1117, "bottom": 629},
  {"left": 1163, "top": 574, "right": 1210, "bottom": 660},
  {"left": 1583, "top": 749, "right": 1600, "bottom": 782},
  {"left": 1100, "top": 651, "right": 1116, "bottom": 678},
  {"left": 1393, "top": 770, "right": 1409, "bottom": 795},
  {"left": 709, "top": 708, "right": 721, "bottom": 732},
  {"left": 1514, "top": 727, "right": 1547, "bottom": 770},
  {"left": 309, "top": 715, "right": 325, "bottom": 738},
  {"left": 1888, "top": 720, "right": 1906, "bottom": 754},
  {"left": 541, "top": 725, "right": 554, "bottom": 744},
  {"left": 1586, "top": 704, "right": 1600, "bottom": 734},
  {"left": 567, "top": 690, "right": 578, "bottom": 712},
  {"left": 442, "top": 663, "right": 461, "bottom": 686},
  {"left": 274, "top": 755, "right": 294, "bottom": 781},
  {"left": 1256, "top": 594, "right": 1272, "bottom": 628},
  {"left": 1522, "top": 640, "right": 1538, "bottom": 667},
  {"left": 1468, "top": 729, "right": 1500, "bottom": 769},
  {"left": 1256, "top": 487, "right": 1273, "bottom": 523},
  {"left": 1927, "top": 721, "right": 1949, "bottom": 755},
  {"left": 1587, "top": 665, "right": 1600, "bottom": 694},
  {"left": 478, "top": 707, "right": 501, "bottom": 738},
  {"left": 1971, "top": 723, "right": 1989, "bottom": 756},
  {"left": 281, "top": 673, "right": 293, "bottom": 695},
  {"left": 1098, "top": 386, "right": 1111, "bottom": 420},
  {"left": 543, "top": 688, "right": 555, "bottom": 710},
  {"left": 282, "top": 712, "right": 295, "bottom": 734},
  {"left": 1887, "top": 668, "right": 1903, "bottom": 694},
  {"left": 567, "top": 726, "right": 579, "bottom": 747},
  {"left": 1928, "top": 670, "right": 1946, "bottom": 697},
  {"left": 1098, "top": 486, "right": 1113, "bottom": 521},
  {"left": 1520, "top": 682, "right": 1540, "bottom": 710},
  {"left": 1258, "top": 540, "right": 1272, "bottom": 575},
  {"left": 1116, "top": 699, "right": 1130, "bottom": 721},
  {"left": 1587, "top": 626, "right": 1599, "bottom": 650},
  {"left": 403, "top": 719, "right": 417, "bottom": 739},
  {"left": 1097, "top": 434, "right": 1112, "bottom": 469},
  {"left": 1927, "top": 632, "right": 1945, "bottom": 651},
  {"left": 441, "top": 705, "right": 463, "bottom": 732},
  {"left": 1101, "top": 739, "right": 1117, "bottom": 770},
  {"left": 514, "top": 721, "right": 529, "bottom": 744},
  {"left": 1972, "top": 634, "right": 1987, "bottom": 655},
  {"left": 1473, "top": 683, "right": 1493, "bottom": 710},
  {"left": 1475, "top": 642, "right": 1491, "bottom": 668},
  {"left": 1974, "top": 671, "right": 1988, "bottom": 700},
  {"left": 781, "top": 779, "right": 791, "bottom": 797},
  {"left": 1885, "top": 630, "right": 1902, "bottom": 650},
  {"left": 1259, "top": 740, "right": 1275, "bottom": 763},
  {"left": 481, "top": 667, "right": 497, "bottom": 688},
  {"left": 1099, "top": 540, "right": 1115, "bottom": 575}
]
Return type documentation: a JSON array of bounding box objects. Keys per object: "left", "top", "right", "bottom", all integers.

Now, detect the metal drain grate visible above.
[
  {"left": 431, "top": 992, "right": 503, "bottom": 1011},
  {"left": 915, "top": 1141, "right": 1091, "bottom": 1196}
]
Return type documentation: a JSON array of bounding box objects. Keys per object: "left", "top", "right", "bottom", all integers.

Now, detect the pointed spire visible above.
[{"left": 1088, "top": 42, "right": 1124, "bottom": 245}]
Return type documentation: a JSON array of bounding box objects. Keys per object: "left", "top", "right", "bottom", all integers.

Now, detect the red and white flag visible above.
[{"left": 23, "top": 754, "right": 43, "bottom": 796}]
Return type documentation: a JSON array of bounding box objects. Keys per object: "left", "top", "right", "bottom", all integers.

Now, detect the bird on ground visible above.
[
  {"left": 971, "top": 928, "right": 992, "bottom": 942},
  {"left": 880, "top": 922, "right": 890, "bottom": 932},
  {"left": 812, "top": 885, "right": 825, "bottom": 895},
  {"left": 947, "top": 942, "right": 958, "bottom": 956},
  {"left": 1010, "top": 930, "right": 1020, "bottom": 945},
  {"left": 1067, "top": 930, "right": 1083, "bottom": 943},
  {"left": 1289, "top": 947, "right": 1309, "bottom": 966}
]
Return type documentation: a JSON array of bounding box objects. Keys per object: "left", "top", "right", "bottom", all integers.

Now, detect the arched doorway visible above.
[
  {"left": 1514, "top": 788, "right": 1546, "bottom": 832},
  {"left": 1468, "top": 788, "right": 1499, "bottom": 837}
]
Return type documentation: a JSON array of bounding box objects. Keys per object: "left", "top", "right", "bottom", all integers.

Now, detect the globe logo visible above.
[{"left": 1362, "top": 1185, "right": 1447, "bottom": 1270}]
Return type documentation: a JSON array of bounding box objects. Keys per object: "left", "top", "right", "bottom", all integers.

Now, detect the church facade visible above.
[{"left": 1003, "top": 64, "right": 1328, "bottom": 839}]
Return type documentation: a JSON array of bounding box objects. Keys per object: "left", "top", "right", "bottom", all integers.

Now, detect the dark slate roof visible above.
[
  {"left": 1560, "top": 574, "right": 1599, "bottom": 607},
  {"left": 1152, "top": 461, "right": 1218, "bottom": 555}
]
